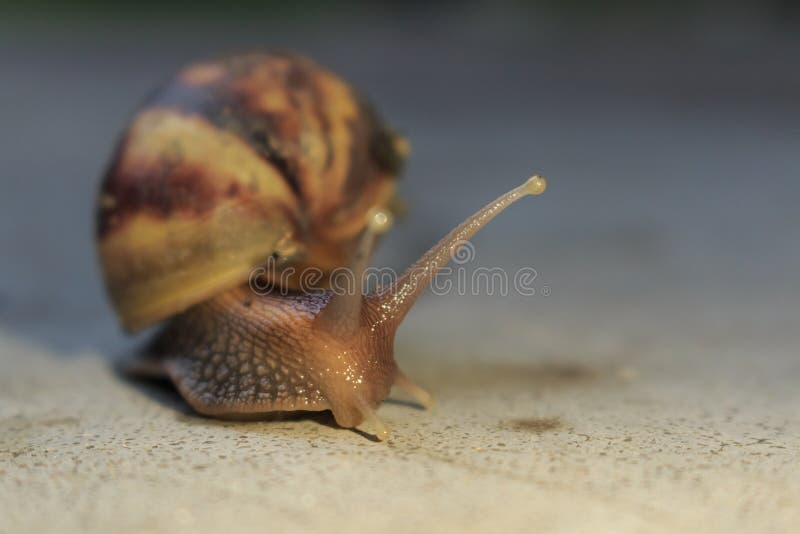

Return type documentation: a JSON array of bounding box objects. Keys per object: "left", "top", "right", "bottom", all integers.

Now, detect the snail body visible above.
[{"left": 97, "top": 52, "right": 546, "bottom": 439}]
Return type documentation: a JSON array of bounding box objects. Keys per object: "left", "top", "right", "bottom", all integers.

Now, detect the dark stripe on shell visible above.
[{"left": 148, "top": 67, "right": 304, "bottom": 198}]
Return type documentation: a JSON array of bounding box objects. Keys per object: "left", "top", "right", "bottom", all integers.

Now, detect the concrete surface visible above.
[
  {"left": 2, "top": 294, "right": 799, "bottom": 533},
  {"left": 2, "top": 10, "right": 800, "bottom": 534}
]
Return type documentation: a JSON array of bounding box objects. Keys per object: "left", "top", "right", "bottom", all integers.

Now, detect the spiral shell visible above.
[{"left": 96, "top": 52, "right": 407, "bottom": 331}]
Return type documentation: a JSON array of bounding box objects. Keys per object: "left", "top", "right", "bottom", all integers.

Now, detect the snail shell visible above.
[{"left": 96, "top": 52, "right": 407, "bottom": 331}]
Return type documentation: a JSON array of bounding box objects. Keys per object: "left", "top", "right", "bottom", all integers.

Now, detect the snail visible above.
[{"left": 96, "top": 52, "right": 547, "bottom": 440}]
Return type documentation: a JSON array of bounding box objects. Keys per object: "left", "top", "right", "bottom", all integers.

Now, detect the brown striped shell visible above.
[{"left": 96, "top": 52, "right": 407, "bottom": 332}]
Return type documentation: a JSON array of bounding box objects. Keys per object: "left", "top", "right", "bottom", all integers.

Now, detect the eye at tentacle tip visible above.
[
  {"left": 367, "top": 207, "right": 394, "bottom": 235},
  {"left": 524, "top": 174, "right": 547, "bottom": 196}
]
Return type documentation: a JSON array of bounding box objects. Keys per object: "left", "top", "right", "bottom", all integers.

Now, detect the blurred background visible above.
[{"left": 0, "top": 0, "right": 798, "bottom": 360}]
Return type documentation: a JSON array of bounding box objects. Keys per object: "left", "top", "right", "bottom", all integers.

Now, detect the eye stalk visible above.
[
  {"left": 317, "top": 174, "right": 548, "bottom": 339},
  {"left": 313, "top": 207, "right": 394, "bottom": 338},
  {"left": 366, "top": 174, "right": 548, "bottom": 327}
]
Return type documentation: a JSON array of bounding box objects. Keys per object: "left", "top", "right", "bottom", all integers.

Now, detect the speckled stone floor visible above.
[{"left": 2, "top": 292, "right": 799, "bottom": 533}]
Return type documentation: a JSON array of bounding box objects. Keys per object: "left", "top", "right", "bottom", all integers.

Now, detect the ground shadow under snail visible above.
[{"left": 118, "top": 366, "right": 430, "bottom": 442}]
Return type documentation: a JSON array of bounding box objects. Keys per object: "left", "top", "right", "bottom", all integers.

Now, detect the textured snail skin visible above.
[
  {"left": 97, "top": 53, "right": 406, "bottom": 331},
  {"left": 148, "top": 289, "right": 399, "bottom": 429},
  {"left": 136, "top": 177, "right": 546, "bottom": 439}
]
